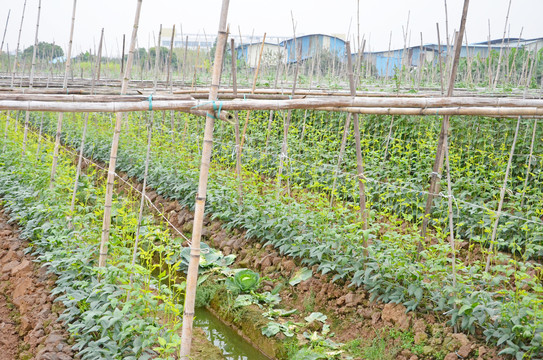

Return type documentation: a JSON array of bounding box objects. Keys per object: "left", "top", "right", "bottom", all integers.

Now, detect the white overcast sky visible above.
[{"left": 0, "top": 0, "right": 542, "bottom": 56}]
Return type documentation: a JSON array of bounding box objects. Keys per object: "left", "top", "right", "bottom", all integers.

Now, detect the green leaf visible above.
[
  {"left": 157, "top": 337, "right": 167, "bottom": 347},
  {"left": 262, "top": 322, "right": 281, "bottom": 337},
  {"left": 289, "top": 267, "right": 313, "bottom": 286},
  {"left": 304, "top": 312, "right": 327, "bottom": 323}
]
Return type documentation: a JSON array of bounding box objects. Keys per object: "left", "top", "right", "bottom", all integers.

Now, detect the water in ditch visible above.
[{"left": 194, "top": 307, "right": 270, "bottom": 360}]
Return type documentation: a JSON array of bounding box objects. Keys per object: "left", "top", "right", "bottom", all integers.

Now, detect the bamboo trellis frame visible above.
[{"left": 1, "top": 96, "right": 543, "bottom": 117}]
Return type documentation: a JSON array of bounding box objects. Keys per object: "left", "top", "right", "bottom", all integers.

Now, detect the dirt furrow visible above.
[{"left": 0, "top": 209, "right": 74, "bottom": 360}]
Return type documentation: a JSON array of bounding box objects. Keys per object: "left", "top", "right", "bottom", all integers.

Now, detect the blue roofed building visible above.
[{"left": 280, "top": 34, "right": 346, "bottom": 63}]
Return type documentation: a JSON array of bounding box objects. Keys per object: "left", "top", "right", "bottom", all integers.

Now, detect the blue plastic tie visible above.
[
  {"left": 191, "top": 100, "right": 223, "bottom": 120},
  {"left": 148, "top": 94, "right": 153, "bottom": 111}
]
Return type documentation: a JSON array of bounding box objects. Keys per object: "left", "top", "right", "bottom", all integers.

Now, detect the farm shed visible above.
[
  {"left": 280, "top": 34, "right": 346, "bottom": 63},
  {"left": 234, "top": 42, "right": 284, "bottom": 68},
  {"left": 364, "top": 45, "right": 439, "bottom": 77}
]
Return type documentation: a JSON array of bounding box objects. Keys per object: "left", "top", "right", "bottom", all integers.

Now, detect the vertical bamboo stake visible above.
[
  {"left": 36, "top": 112, "right": 45, "bottom": 156},
  {"left": 276, "top": 18, "right": 300, "bottom": 196},
  {"left": 330, "top": 112, "right": 351, "bottom": 204},
  {"left": 49, "top": 0, "right": 77, "bottom": 186},
  {"left": 2, "top": 111, "right": 11, "bottom": 153},
  {"left": 443, "top": 133, "right": 457, "bottom": 312},
  {"left": 130, "top": 23, "right": 162, "bottom": 287},
  {"left": 231, "top": 38, "right": 242, "bottom": 205},
  {"left": 346, "top": 41, "right": 368, "bottom": 230},
  {"left": 487, "top": 21, "right": 493, "bottom": 87},
  {"left": 239, "top": 33, "right": 267, "bottom": 152},
  {"left": 420, "top": 0, "right": 469, "bottom": 245},
  {"left": 484, "top": 116, "right": 520, "bottom": 272},
  {"left": 167, "top": 25, "right": 176, "bottom": 142},
  {"left": 166, "top": 24, "right": 175, "bottom": 84},
  {"left": 69, "top": 28, "right": 102, "bottom": 220},
  {"left": 121, "top": 34, "right": 126, "bottom": 76},
  {"left": 506, "top": 29, "right": 523, "bottom": 84},
  {"left": 0, "top": 9, "right": 10, "bottom": 55},
  {"left": 443, "top": 0, "right": 451, "bottom": 79},
  {"left": 180, "top": 1, "right": 230, "bottom": 357},
  {"left": 98, "top": 0, "right": 142, "bottom": 268},
  {"left": 182, "top": 35, "right": 188, "bottom": 86},
  {"left": 252, "top": 33, "right": 267, "bottom": 92},
  {"left": 21, "top": 0, "right": 42, "bottom": 155},
  {"left": 417, "top": 32, "right": 424, "bottom": 90},
  {"left": 382, "top": 115, "right": 395, "bottom": 161},
  {"left": 191, "top": 45, "right": 200, "bottom": 89},
  {"left": 464, "top": 31, "right": 473, "bottom": 86},
  {"left": 384, "top": 31, "right": 392, "bottom": 81},
  {"left": 436, "top": 23, "right": 444, "bottom": 94},
  {"left": 492, "top": 0, "right": 512, "bottom": 90},
  {"left": 154, "top": 26, "right": 162, "bottom": 89},
  {"left": 10, "top": 0, "right": 27, "bottom": 88},
  {"left": 273, "top": 39, "right": 282, "bottom": 89},
  {"left": 520, "top": 120, "right": 538, "bottom": 206},
  {"left": 264, "top": 110, "right": 274, "bottom": 150}
]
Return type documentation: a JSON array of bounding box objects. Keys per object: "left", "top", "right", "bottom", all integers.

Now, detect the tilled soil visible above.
[{"left": 0, "top": 209, "right": 75, "bottom": 360}]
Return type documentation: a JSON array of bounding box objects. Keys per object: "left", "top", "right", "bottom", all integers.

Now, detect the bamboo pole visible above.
[
  {"left": 129, "top": 23, "right": 162, "bottom": 289},
  {"left": 484, "top": 116, "right": 520, "bottom": 272},
  {"left": 21, "top": 0, "right": 42, "bottom": 155},
  {"left": 231, "top": 38, "right": 242, "bottom": 205},
  {"left": 506, "top": 29, "right": 523, "bottom": 84},
  {"left": 264, "top": 110, "right": 274, "bottom": 149},
  {"left": 276, "top": 19, "right": 300, "bottom": 196},
  {"left": 492, "top": 0, "right": 512, "bottom": 90},
  {"left": 98, "top": 0, "right": 142, "bottom": 268},
  {"left": 2, "top": 111, "right": 10, "bottom": 153},
  {"left": 443, "top": 0, "right": 451, "bottom": 81},
  {"left": 239, "top": 33, "right": 268, "bottom": 152},
  {"left": 252, "top": 33, "right": 267, "bottom": 93},
  {"left": 10, "top": 0, "right": 27, "bottom": 88},
  {"left": 4, "top": 95, "right": 543, "bottom": 110},
  {"left": 0, "top": 9, "right": 10, "bottom": 55},
  {"left": 443, "top": 133, "right": 457, "bottom": 317},
  {"left": 121, "top": 34, "right": 126, "bottom": 76},
  {"left": 179, "top": 0, "right": 230, "bottom": 357},
  {"left": 330, "top": 113, "right": 351, "bottom": 204},
  {"left": 420, "top": 0, "right": 469, "bottom": 246},
  {"left": 35, "top": 112, "right": 44, "bottom": 156},
  {"left": 154, "top": 26, "right": 162, "bottom": 90},
  {"left": 168, "top": 25, "right": 176, "bottom": 144},
  {"left": 69, "top": 29, "right": 102, "bottom": 223},
  {"left": 520, "top": 119, "right": 537, "bottom": 206},
  {"left": 346, "top": 41, "right": 368, "bottom": 229},
  {"left": 166, "top": 24, "right": 175, "bottom": 85},
  {"left": 49, "top": 0, "right": 77, "bottom": 187},
  {"left": 382, "top": 115, "right": 395, "bottom": 161},
  {"left": 182, "top": 35, "right": 188, "bottom": 86},
  {"left": 191, "top": 45, "right": 199, "bottom": 90}
]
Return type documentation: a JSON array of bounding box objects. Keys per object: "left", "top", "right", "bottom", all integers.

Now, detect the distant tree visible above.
[
  {"left": 75, "top": 51, "right": 92, "bottom": 62},
  {"left": 23, "top": 41, "right": 64, "bottom": 60},
  {"left": 149, "top": 46, "right": 178, "bottom": 68}
]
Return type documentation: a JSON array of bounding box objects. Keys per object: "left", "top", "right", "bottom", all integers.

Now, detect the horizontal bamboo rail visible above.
[
  {"left": 1, "top": 98, "right": 543, "bottom": 117},
  {"left": 1, "top": 76, "right": 541, "bottom": 99}
]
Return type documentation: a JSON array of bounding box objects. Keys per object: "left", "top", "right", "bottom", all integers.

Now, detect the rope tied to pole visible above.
[{"left": 191, "top": 100, "right": 223, "bottom": 120}]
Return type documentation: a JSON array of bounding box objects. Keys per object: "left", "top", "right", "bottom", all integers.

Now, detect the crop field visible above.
[
  {"left": 0, "top": 106, "right": 536, "bottom": 359},
  {"left": 1, "top": 0, "right": 543, "bottom": 359}
]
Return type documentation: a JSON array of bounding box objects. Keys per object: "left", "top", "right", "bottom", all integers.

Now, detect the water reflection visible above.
[{"left": 194, "top": 308, "right": 268, "bottom": 360}]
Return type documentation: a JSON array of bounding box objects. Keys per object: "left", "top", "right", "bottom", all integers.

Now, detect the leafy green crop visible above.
[{"left": 226, "top": 269, "right": 260, "bottom": 293}]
